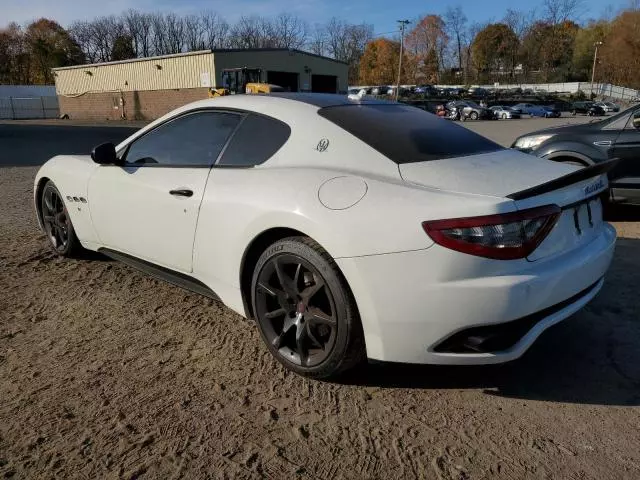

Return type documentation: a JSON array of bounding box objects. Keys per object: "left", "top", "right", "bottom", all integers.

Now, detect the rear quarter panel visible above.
[{"left": 35, "top": 155, "right": 101, "bottom": 248}]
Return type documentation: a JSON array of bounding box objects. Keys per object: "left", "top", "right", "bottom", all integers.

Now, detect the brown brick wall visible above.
[{"left": 58, "top": 88, "right": 210, "bottom": 121}]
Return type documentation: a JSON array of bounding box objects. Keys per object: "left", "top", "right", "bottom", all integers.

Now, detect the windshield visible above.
[
  {"left": 318, "top": 104, "right": 502, "bottom": 164},
  {"left": 465, "top": 101, "right": 481, "bottom": 108},
  {"left": 593, "top": 104, "right": 639, "bottom": 127}
]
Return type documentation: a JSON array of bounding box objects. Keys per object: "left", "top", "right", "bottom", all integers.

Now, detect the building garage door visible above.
[
  {"left": 267, "top": 71, "right": 299, "bottom": 92},
  {"left": 311, "top": 75, "right": 338, "bottom": 93}
]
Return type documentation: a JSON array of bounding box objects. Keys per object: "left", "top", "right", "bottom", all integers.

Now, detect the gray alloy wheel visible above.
[
  {"left": 251, "top": 237, "right": 365, "bottom": 378},
  {"left": 40, "top": 181, "right": 81, "bottom": 257}
]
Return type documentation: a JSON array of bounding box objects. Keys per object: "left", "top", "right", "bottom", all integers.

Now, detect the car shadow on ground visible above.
[
  {"left": 604, "top": 203, "right": 640, "bottom": 222},
  {"left": 337, "top": 235, "right": 640, "bottom": 407}
]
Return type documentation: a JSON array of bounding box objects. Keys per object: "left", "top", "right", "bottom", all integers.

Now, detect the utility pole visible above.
[
  {"left": 396, "top": 20, "right": 410, "bottom": 101},
  {"left": 590, "top": 41, "right": 603, "bottom": 99}
]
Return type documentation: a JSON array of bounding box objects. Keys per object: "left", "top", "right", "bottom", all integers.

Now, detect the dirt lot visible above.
[{"left": 1, "top": 120, "right": 640, "bottom": 479}]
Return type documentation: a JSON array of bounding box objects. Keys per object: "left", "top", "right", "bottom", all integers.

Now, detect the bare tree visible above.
[
  {"left": 271, "top": 13, "right": 308, "bottom": 49},
  {"left": 150, "top": 13, "right": 168, "bottom": 55},
  {"left": 201, "top": 12, "right": 230, "bottom": 49},
  {"left": 323, "top": 18, "right": 373, "bottom": 84},
  {"left": 163, "top": 13, "right": 185, "bottom": 54},
  {"left": 184, "top": 15, "right": 205, "bottom": 51},
  {"left": 308, "top": 24, "right": 328, "bottom": 56},
  {"left": 70, "top": 21, "right": 98, "bottom": 63},
  {"left": 122, "top": 10, "right": 153, "bottom": 57},
  {"left": 230, "top": 15, "right": 264, "bottom": 48},
  {"left": 543, "top": 0, "right": 585, "bottom": 24},
  {"left": 444, "top": 6, "right": 467, "bottom": 72}
]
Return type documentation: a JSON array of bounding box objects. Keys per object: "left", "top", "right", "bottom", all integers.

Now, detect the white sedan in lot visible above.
[{"left": 34, "top": 93, "right": 617, "bottom": 378}]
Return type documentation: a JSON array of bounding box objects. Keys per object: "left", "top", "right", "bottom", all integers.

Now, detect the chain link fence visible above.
[{"left": 0, "top": 96, "right": 60, "bottom": 119}]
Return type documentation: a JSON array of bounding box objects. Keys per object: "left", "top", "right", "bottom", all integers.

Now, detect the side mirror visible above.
[
  {"left": 633, "top": 115, "right": 640, "bottom": 129},
  {"left": 91, "top": 142, "right": 118, "bottom": 165}
]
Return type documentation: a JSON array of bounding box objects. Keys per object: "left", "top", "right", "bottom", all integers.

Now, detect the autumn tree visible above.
[
  {"left": 520, "top": 20, "right": 578, "bottom": 81},
  {"left": 599, "top": 9, "right": 640, "bottom": 88},
  {"left": 26, "top": 19, "right": 84, "bottom": 83},
  {"left": 471, "top": 23, "right": 519, "bottom": 81},
  {"left": 404, "top": 15, "right": 448, "bottom": 84},
  {"left": 572, "top": 21, "right": 609, "bottom": 80},
  {"left": 0, "top": 23, "right": 31, "bottom": 84},
  {"left": 358, "top": 38, "right": 403, "bottom": 85}
]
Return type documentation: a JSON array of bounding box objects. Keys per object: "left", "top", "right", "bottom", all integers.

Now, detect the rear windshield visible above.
[{"left": 318, "top": 104, "right": 502, "bottom": 163}]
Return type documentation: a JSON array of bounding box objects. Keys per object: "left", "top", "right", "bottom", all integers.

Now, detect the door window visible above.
[{"left": 124, "top": 111, "right": 242, "bottom": 167}]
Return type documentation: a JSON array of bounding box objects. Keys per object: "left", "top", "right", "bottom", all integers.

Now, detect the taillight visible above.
[{"left": 422, "top": 205, "right": 561, "bottom": 260}]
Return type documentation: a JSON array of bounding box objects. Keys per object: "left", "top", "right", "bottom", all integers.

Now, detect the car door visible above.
[
  {"left": 611, "top": 108, "right": 640, "bottom": 194},
  {"left": 88, "top": 110, "right": 242, "bottom": 273}
]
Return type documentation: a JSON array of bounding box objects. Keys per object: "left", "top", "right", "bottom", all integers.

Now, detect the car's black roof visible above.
[{"left": 269, "top": 92, "right": 394, "bottom": 108}]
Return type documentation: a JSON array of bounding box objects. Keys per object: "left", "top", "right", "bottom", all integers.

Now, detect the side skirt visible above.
[{"left": 98, "top": 248, "right": 220, "bottom": 301}]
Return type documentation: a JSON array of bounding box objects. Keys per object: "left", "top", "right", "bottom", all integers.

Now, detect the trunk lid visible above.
[{"left": 399, "top": 152, "right": 617, "bottom": 261}]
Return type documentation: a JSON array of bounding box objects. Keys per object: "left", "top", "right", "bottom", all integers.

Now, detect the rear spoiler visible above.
[{"left": 506, "top": 158, "right": 620, "bottom": 201}]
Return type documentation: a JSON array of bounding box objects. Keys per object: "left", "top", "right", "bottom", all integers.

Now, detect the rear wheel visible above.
[
  {"left": 251, "top": 237, "right": 365, "bottom": 378},
  {"left": 572, "top": 110, "right": 577, "bottom": 116},
  {"left": 40, "top": 181, "right": 81, "bottom": 257},
  {"left": 502, "top": 113, "right": 508, "bottom": 119}
]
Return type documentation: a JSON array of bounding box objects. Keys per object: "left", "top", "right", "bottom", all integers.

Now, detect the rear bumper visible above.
[{"left": 336, "top": 223, "right": 616, "bottom": 365}]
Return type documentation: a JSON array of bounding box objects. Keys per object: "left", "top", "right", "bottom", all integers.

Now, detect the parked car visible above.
[
  {"left": 35, "top": 93, "right": 616, "bottom": 378},
  {"left": 594, "top": 101, "right": 620, "bottom": 113},
  {"left": 512, "top": 103, "right": 540, "bottom": 115},
  {"left": 447, "top": 100, "right": 493, "bottom": 120},
  {"left": 468, "top": 87, "right": 489, "bottom": 97},
  {"left": 523, "top": 88, "right": 534, "bottom": 95},
  {"left": 572, "top": 101, "right": 606, "bottom": 116},
  {"left": 490, "top": 105, "right": 521, "bottom": 119},
  {"left": 414, "top": 84, "right": 436, "bottom": 96},
  {"left": 529, "top": 105, "right": 561, "bottom": 118},
  {"left": 449, "top": 87, "right": 466, "bottom": 96},
  {"left": 512, "top": 104, "right": 640, "bottom": 204}
]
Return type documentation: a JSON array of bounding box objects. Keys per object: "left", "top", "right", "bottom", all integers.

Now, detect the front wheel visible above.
[
  {"left": 251, "top": 237, "right": 365, "bottom": 378},
  {"left": 40, "top": 181, "right": 81, "bottom": 257},
  {"left": 502, "top": 113, "right": 508, "bottom": 119},
  {"left": 470, "top": 111, "right": 479, "bottom": 120}
]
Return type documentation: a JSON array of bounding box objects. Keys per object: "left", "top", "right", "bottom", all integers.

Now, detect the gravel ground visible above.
[{"left": 1, "top": 119, "right": 640, "bottom": 479}]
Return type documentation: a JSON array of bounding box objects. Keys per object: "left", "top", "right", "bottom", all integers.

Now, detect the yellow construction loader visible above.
[{"left": 208, "top": 67, "right": 284, "bottom": 97}]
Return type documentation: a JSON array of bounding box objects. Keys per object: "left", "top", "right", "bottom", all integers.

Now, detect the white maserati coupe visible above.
[{"left": 34, "top": 93, "right": 617, "bottom": 378}]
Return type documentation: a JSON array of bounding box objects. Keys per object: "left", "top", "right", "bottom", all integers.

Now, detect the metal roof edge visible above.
[{"left": 52, "top": 50, "right": 213, "bottom": 71}]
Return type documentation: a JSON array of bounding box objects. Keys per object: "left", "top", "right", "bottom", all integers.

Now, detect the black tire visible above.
[
  {"left": 572, "top": 110, "right": 577, "bottom": 116},
  {"left": 502, "top": 113, "right": 508, "bottom": 120},
  {"left": 251, "top": 236, "right": 365, "bottom": 378},
  {"left": 470, "top": 111, "right": 479, "bottom": 120},
  {"left": 40, "top": 180, "right": 82, "bottom": 257}
]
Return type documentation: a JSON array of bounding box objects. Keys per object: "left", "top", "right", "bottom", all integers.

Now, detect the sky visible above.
[{"left": 0, "top": 0, "right": 629, "bottom": 35}]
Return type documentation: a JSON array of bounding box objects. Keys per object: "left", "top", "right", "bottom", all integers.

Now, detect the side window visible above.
[
  {"left": 217, "top": 113, "right": 291, "bottom": 167},
  {"left": 628, "top": 110, "right": 640, "bottom": 130},
  {"left": 124, "top": 111, "right": 241, "bottom": 166}
]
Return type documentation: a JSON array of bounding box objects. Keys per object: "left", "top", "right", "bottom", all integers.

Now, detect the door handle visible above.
[{"left": 169, "top": 189, "right": 193, "bottom": 197}]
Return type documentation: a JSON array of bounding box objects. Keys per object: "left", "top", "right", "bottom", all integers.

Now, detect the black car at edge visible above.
[{"left": 512, "top": 104, "right": 640, "bottom": 204}]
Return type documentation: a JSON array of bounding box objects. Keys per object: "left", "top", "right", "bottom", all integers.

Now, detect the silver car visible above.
[
  {"left": 594, "top": 102, "right": 620, "bottom": 113},
  {"left": 490, "top": 105, "right": 521, "bottom": 119}
]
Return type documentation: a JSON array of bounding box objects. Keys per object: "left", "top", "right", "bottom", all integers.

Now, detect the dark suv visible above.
[
  {"left": 571, "top": 101, "right": 605, "bottom": 116},
  {"left": 512, "top": 105, "right": 640, "bottom": 204}
]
